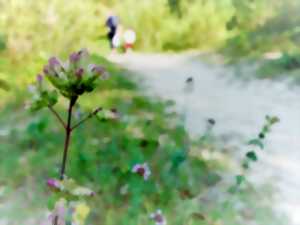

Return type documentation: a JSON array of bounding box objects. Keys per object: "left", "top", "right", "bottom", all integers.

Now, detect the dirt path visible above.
[{"left": 110, "top": 52, "right": 300, "bottom": 225}]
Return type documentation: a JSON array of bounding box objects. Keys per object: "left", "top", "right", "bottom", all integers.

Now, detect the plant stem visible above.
[
  {"left": 71, "top": 107, "right": 102, "bottom": 130},
  {"left": 59, "top": 96, "right": 77, "bottom": 180},
  {"left": 53, "top": 97, "right": 77, "bottom": 225}
]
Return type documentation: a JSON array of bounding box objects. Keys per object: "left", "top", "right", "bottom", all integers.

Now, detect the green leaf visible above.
[
  {"left": 170, "top": 150, "right": 186, "bottom": 171},
  {"left": 47, "top": 194, "right": 59, "bottom": 210},
  {"left": 228, "top": 175, "right": 246, "bottom": 194},
  {"left": 248, "top": 138, "right": 264, "bottom": 149},
  {"left": 48, "top": 90, "right": 58, "bottom": 106},
  {"left": 236, "top": 175, "right": 245, "bottom": 186},
  {"left": 246, "top": 151, "right": 258, "bottom": 161},
  {"left": 266, "top": 115, "right": 280, "bottom": 125},
  {"left": 262, "top": 125, "right": 269, "bottom": 133}
]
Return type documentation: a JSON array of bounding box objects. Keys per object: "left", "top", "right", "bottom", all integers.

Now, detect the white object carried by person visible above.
[{"left": 123, "top": 29, "right": 136, "bottom": 51}]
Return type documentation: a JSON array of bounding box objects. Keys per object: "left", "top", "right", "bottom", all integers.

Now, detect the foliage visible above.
[
  {"left": 222, "top": 0, "right": 300, "bottom": 61},
  {"left": 0, "top": 0, "right": 111, "bottom": 63},
  {"left": 257, "top": 52, "right": 300, "bottom": 79},
  {"left": 229, "top": 115, "right": 280, "bottom": 194},
  {"left": 117, "top": 0, "right": 234, "bottom": 51},
  {"left": 0, "top": 0, "right": 235, "bottom": 55},
  {"left": 1, "top": 0, "right": 299, "bottom": 57}
]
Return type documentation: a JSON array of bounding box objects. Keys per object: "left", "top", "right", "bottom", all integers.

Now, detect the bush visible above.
[
  {"left": 0, "top": 0, "right": 237, "bottom": 56},
  {"left": 222, "top": 0, "right": 300, "bottom": 61}
]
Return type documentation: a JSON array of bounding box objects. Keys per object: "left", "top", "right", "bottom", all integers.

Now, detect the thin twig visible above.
[
  {"left": 71, "top": 107, "right": 102, "bottom": 131},
  {"left": 48, "top": 106, "right": 66, "bottom": 129}
]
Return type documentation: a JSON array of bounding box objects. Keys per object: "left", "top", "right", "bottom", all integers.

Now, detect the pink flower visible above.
[
  {"left": 69, "top": 52, "right": 81, "bottom": 64},
  {"left": 48, "top": 57, "right": 61, "bottom": 69},
  {"left": 150, "top": 210, "right": 167, "bottom": 225},
  {"left": 47, "top": 178, "right": 61, "bottom": 189},
  {"left": 44, "top": 57, "right": 62, "bottom": 76},
  {"left": 37, "top": 74, "right": 43, "bottom": 83},
  {"left": 75, "top": 68, "right": 84, "bottom": 78},
  {"left": 132, "top": 163, "right": 151, "bottom": 180},
  {"left": 69, "top": 49, "right": 89, "bottom": 64}
]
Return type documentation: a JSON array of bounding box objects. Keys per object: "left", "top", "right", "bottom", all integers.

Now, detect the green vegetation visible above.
[
  {"left": 0, "top": 0, "right": 290, "bottom": 224},
  {"left": 222, "top": 0, "right": 300, "bottom": 59},
  {"left": 2, "top": 0, "right": 299, "bottom": 82},
  {"left": 0, "top": 0, "right": 297, "bottom": 55},
  {"left": 257, "top": 52, "right": 300, "bottom": 80},
  {"left": 0, "top": 0, "right": 233, "bottom": 54},
  {"left": 222, "top": 0, "right": 300, "bottom": 80},
  {"left": 0, "top": 54, "right": 283, "bottom": 224}
]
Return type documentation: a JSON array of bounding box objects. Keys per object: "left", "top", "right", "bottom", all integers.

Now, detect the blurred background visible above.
[{"left": 0, "top": 0, "right": 300, "bottom": 224}]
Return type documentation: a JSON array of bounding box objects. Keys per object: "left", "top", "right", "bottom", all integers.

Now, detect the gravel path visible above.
[{"left": 110, "top": 52, "right": 300, "bottom": 225}]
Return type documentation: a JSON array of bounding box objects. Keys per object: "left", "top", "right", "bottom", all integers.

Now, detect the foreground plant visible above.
[
  {"left": 229, "top": 115, "right": 280, "bottom": 193},
  {"left": 29, "top": 49, "right": 110, "bottom": 225}
]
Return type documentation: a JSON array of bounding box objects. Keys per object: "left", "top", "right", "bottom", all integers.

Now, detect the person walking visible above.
[{"left": 105, "top": 12, "right": 119, "bottom": 50}]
